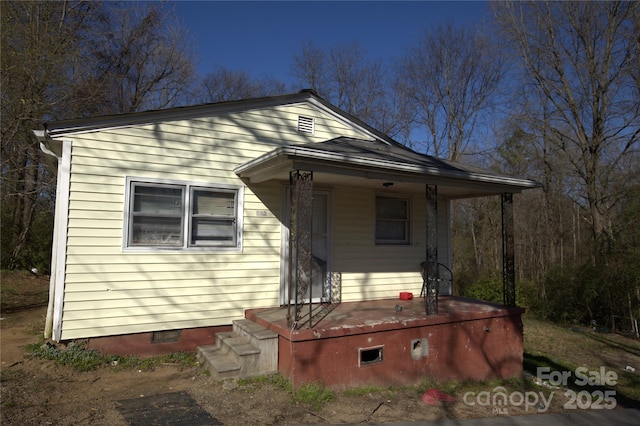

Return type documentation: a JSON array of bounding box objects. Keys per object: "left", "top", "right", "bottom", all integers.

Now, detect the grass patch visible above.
[
  {"left": 236, "top": 375, "right": 336, "bottom": 410},
  {"left": 342, "top": 384, "right": 385, "bottom": 396},
  {"left": 416, "top": 378, "right": 464, "bottom": 395},
  {"left": 523, "top": 316, "right": 640, "bottom": 404},
  {"left": 237, "top": 373, "right": 293, "bottom": 392},
  {"left": 27, "top": 341, "right": 107, "bottom": 372},
  {"left": 294, "top": 382, "right": 335, "bottom": 410},
  {"left": 0, "top": 270, "right": 49, "bottom": 310},
  {"left": 27, "top": 341, "right": 198, "bottom": 372}
]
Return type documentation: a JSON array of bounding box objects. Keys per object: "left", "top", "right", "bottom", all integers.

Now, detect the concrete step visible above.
[
  {"left": 196, "top": 345, "right": 241, "bottom": 380},
  {"left": 234, "top": 319, "right": 278, "bottom": 345},
  {"left": 197, "top": 319, "right": 278, "bottom": 380},
  {"left": 232, "top": 319, "right": 278, "bottom": 374}
]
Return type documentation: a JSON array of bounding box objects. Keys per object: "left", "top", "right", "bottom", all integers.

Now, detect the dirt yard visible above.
[
  {"left": 0, "top": 305, "right": 505, "bottom": 425},
  {"left": 2, "top": 271, "right": 639, "bottom": 425}
]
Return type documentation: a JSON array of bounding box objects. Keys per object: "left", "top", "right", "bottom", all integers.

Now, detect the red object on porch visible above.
[{"left": 399, "top": 292, "right": 414, "bottom": 300}]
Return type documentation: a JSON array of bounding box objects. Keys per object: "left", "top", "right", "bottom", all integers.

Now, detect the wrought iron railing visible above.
[
  {"left": 420, "top": 262, "right": 453, "bottom": 315},
  {"left": 287, "top": 269, "right": 341, "bottom": 330}
]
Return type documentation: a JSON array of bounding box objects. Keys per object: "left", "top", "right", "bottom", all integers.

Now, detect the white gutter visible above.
[{"left": 34, "top": 130, "right": 69, "bottom": 342}]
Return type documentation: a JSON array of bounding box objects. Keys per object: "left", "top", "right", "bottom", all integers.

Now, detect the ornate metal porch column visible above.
[
  {"left": 501, "top": 193, "right": 516, "bottom": 307},
  {"left": 425, "top": 184, "right": 438, "bottom": 315},
  {"left": 287, "top": 170, "right": 313, "bottom": 327}
]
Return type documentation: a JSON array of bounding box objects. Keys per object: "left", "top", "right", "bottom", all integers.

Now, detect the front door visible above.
[
  {"left": 310, "top": 192, "right": 329, "bottom": 302},
  {"left": 281, "top": 189, "right": 331, "bottom": 304}
]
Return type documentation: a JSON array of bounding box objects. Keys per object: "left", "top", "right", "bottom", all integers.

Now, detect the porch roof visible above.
[{"left": 234, "top": 137, "right": 541, "bottom": 198}]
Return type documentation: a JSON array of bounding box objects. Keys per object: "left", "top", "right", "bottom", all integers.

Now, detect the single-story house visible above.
[{"left": 35, "top": 90, "right": 541, "bottom": 388}]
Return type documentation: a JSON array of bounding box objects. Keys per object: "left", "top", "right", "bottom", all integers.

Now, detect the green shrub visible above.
[{"left": 461, "top": 274, "right": 503, "bottom": 303}]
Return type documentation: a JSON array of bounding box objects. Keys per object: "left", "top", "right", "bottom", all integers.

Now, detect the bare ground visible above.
[
  {"left": 0, "top": 306, "right": 511, "bottom": 425},
  {"left": 2, "top": 272, "right": 639, "bottom": 425}
]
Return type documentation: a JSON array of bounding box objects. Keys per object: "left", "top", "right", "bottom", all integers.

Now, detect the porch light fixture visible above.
[{"left": 382, "top": 182, "right": 394, "bottom": 187}]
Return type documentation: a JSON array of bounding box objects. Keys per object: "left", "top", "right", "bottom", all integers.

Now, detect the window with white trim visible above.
[
  {"left": 375, "top": 196, "right": 410, "bottom": 245},
  {"left": 125, "top": 179, "right": 242, "bottom": 250}
]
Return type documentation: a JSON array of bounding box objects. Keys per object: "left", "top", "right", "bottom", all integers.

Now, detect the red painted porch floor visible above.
[{"left": 245, "top": 296, "right": 524, "bottom": 341}]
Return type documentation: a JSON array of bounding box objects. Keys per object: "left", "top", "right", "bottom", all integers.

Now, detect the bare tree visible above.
[
  {"left": 1, "top": 1, "right": 197, "bottom": 270},
  {"left": 1, "top": 1, "right": 100, "bottom": 270},
  {"left": 291, "top": 41, "right": 331, "bottom": 99},
  {"left": 291, "top": 42, "right": 401, "bottom": 135},
  {"left": 199, "top": 68, "right": 287, "bottom": 103},
  {"left": 395, "top": 23, "right": 505, "bottom": 160},
  {"left": 493, "top": 0, "right": 640, "bottom": 259},
  {"left": 87, "top": 1, "right": 195, "bottom": 114}
]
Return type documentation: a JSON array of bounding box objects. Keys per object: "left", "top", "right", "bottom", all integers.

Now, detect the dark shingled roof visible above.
[{"left": 297, "top": 137, "right": 510, "bottom": 179}]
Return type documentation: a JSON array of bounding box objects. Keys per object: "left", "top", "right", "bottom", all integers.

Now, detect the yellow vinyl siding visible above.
[
  {"left": 63, "top": 276, "right": 279, "bottom": 297},
  {"left": 62, "top": 309, "right": 244, "bottom": 337},
  {"left": 64, "top": 293, "right": 280, "bottom": 313},
  {"left": 332, "top": 186, "right": 449, "bottom": 302},
  {"left": 64, "top": 267, "right": 280, "bottom": 285},
  {"left": 58, "top": 102, "right": 372, "bottom": 340}
]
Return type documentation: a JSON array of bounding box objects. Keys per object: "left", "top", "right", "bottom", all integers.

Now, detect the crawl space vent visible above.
[
  {"left": 359, "top": 346, "right": 384, "bottom": 366},
  {"left": 151, "top": 329, "right": 181, "bottom": 343},
  {"left": 297, "top": 116, "right": 315, "bottom": 134}
]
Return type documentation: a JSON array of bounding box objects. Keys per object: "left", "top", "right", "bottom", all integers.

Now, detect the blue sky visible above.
[{"left": 172, "top": 1, "right": 492, "bottom": 85}]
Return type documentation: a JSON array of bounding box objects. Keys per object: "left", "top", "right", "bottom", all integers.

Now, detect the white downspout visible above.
[
  {"left": 44, "top": 188, "right": 58, "bottom": 339},
  {"left": 36, "top": 131, "right": 70, "bottom": 341}
]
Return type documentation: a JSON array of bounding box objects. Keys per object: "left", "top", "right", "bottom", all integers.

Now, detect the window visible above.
[
  {"left": 375, "top": 196, "right": 410, "bottom": 245},
  {"left": 190, "top": 188, "right": 237, "bottom": 246},
  {"left": 125, "top": 179, "right": 242, "bottom": 250},
  {"left": 130, "top": 184, "right": 184, "bottom": 247}
]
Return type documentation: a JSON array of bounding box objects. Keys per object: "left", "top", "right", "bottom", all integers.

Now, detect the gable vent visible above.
[{"left": 297, "top": 116, "right": 315, "bottom": 134}]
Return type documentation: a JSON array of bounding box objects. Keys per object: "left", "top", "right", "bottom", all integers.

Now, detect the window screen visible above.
[
  {"left": 375, "top": 196, "right": 410, "bottom": 245},
  {"left": 126, "top": 180, "right": 241, "bottom": 250}
]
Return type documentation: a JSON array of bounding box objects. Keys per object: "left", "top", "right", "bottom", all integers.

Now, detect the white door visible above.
[
  {"left": 310, "top": 192, "right": 329, "bottom": 302},
  {"left": 281, "top": 190, "right": 331, "bottom": 304}
]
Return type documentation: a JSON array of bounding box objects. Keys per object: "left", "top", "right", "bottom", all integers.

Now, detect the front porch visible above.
[
  {"left": 232, "top": 136, "right": 538, "bottom": 389},
  {"left": 245, "top": 296, "right": 524, "bottom": 389}
]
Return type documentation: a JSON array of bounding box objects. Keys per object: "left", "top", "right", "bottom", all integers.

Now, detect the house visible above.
[{"left": 35, "top": 90, "right": 540, "bottom": 388}]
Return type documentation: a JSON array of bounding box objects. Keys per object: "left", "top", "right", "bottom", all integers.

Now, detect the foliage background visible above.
[{"left": 2, "top": 1, "right": 638, "bottom": 332}]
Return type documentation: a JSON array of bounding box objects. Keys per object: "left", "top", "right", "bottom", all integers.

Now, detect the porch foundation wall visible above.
[{"left": 269, "top": 306, "right": 523, "bottom": 389}]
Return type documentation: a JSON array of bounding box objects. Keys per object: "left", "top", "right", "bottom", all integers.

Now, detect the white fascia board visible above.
[
  {"left": 306, "top": 97, "right": 391, "bottom": 145},
  {"left": 237, "top": 145, "right": 541, "bottom": 191},
  {"left": 43, "top": 93, "right": 316, "bottom": 137},
  {"left": 234, "top": 147, "right": 289, "bottom": 175},
  {"left": 43, "top": 93, "right": 393, "bottom": 147}
]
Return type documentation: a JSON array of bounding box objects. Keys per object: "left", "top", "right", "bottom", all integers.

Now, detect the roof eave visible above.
[
  {"left": 44, "top": 92, "right": 316, "bottom": 136},
  {"left": 235, "top": 146, "right": 542, "bottom": 192},
  {"left": 33, "top": 129, "right": 63, "bottom": 158},
  {"left": 42, "top": 91, "right": 398, "bottom": 147}
]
